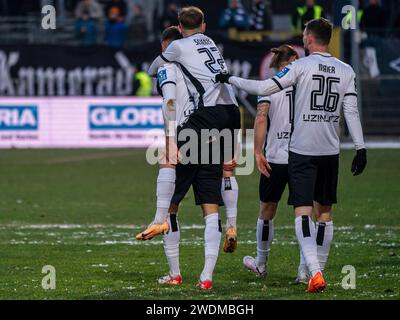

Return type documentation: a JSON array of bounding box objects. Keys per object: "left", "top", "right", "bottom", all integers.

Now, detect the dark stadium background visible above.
[
  {"left": 0, "top": 0, "right": 398, "bottom": 300},
  {"left": 1, "top": 0, "right": 400, "bottom": 135}
]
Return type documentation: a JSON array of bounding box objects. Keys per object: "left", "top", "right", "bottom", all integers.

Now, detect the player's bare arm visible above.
[
  {"left": 254, "top": 102, "right": 272, "bottom": 177},
  {"left": 161, "top": 96, "right": 180, "bottom": 166}
]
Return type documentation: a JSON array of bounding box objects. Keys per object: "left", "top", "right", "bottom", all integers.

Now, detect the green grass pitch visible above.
[{"left": 0, "top": 149, "right": 399, "bottom": 300}]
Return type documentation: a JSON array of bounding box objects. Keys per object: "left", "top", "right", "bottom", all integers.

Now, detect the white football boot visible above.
[
  {"left": 243, "top": 256, "right": 267, "bottom": 277},
  {"left": 295, "top": 264, "right": 309, "bottom": 284}
]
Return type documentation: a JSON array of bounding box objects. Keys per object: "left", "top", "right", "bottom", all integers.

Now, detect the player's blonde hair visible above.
[
  {"left": 178, "top": 6, "right": 204, "bottom": 30},
  {"left": 269, "top": 45, "right": 299, "bottom": 69}
]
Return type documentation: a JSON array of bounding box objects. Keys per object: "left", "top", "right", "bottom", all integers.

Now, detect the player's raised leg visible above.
[
  {"left": 154, "top": 164, "right": 176, "bottom": 224},
  {"left": 136, "top": 26, "right": 184, "bottom": 241},
  {"left": 221, "top": 165, "right": 239, "bottom": 253},
  {"left": 135, "top": 162, "right": 174, "bottom": 241}
]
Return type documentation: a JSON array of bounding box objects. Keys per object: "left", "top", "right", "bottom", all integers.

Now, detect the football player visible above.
[
  {"left": 148, "top": 7, "right": 241, "bottom": 290},
  {"left": 135, "top": 26, "right": 194, "bottom": 285},
  {"left": 216, "top": 18, "right": 367, "bottom": 293},
  {"left": 243, "top": 45, "right": 299, "bottom": 278}
]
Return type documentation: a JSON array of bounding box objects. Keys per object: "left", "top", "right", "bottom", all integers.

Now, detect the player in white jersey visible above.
[
  {"left": 135, "top": 27, "right": 194, "bottom": 285},
  {"left": 137, "top": 26, "right": 239, "bottom": 287},
  {"left": 149, "top": 7, "right": 241, "bottom": 256},
  {"left": 216, "top": 18, "right": 367, "bottom": 293},
  {"left": 148, "top": 11, "right": 238, "bottom": 109},
  {"left": 242, "top": 45, "right": 299, "bottom": 278},
  {"left": 148, "top": 7, "right": 241, "bottom": 291}
]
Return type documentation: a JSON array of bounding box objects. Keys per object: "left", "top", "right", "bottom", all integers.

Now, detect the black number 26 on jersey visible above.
[{"left": 310, "top": 75, "right": 340, "bottom": 112}]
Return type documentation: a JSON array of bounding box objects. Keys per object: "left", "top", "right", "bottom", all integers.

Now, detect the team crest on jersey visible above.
[
  {"left": 157, "top": 69, "right": 167, "bottom": 84},
  {"left": 277, "top": 67, "right": 290, "bottom": 78}
]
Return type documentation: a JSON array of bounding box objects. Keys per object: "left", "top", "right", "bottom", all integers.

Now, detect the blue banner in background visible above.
[
  {"left": 0, "top": 106, "right": 38, "bottom": 130},
  {"left": 89, "top": 105, "right": 164, "bottom": 130}
]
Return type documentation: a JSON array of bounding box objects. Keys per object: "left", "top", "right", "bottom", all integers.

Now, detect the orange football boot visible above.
[
  {"left": 307, "top": 271, "right": 326, "bottom": 293},
  {"left": 223, "top": 227, "right": 237, "bottom": 253},
  {"left": 135, "top": 222, "right": 169, "bottom": 240}
]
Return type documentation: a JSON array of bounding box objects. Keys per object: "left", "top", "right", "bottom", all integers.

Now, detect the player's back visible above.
[
  {"left": 258, "top": 86, "right": 294, "bottom": 164},
  {"left": 161, "top": 33, "right": 238, "bottom": 108},
  {"left": 289, "top": 52, "right": 356, "bottom": 156}
]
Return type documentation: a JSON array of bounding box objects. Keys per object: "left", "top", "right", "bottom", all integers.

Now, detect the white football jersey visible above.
[
  {"left": 257, "top": 86, "right": 295, "bottom": 164},
  {"left": 149, "top": 33, "right": 238, "bottom": 108},
  {"left": 230, "top": 52, "right": 365, "bottom": 156},
  {"left": 157, "top": 63, "right": 195, "bottom": 129}
]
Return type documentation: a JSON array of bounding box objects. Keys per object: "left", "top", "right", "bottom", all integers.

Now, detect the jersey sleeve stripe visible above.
[
  {"left": 344, "top": 93, "right": 357, "bottom": 97},
  {"left": 272, "top": 77, "right": 283, "bottom": 90},
  {"left": 160, "top": 54, "right": 170, "bottom": 62},
  {"left": 156, "top": 82, "right": 162, "bottom": 96},
  {"left": 160, "top": 81, "right": 176, "bottom": 88}
]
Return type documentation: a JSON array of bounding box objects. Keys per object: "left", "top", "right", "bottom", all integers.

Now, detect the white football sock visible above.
[
  {"left": 221, "top": 177, "right": 238, "bottom": 229},
  {"left": 256, "top": 218, "right": 274, "bottom": 272},
  {"left": 162, "top": 214, "right": 180, "bottom": 277},
  {"left": 154, "top": 168, "right": 175, "bottom": 224},
  {"left": 316, "top": 221, "right": 333, "bottom": 271},
  {"left": 298, "top": 247, "right": 308, "bottom": 274},
  {"left": 295, "top": 216, "right": 321, "bottom": 277},
  {"left": 200, "top": 213, "right": 221, "bottom": 281}
]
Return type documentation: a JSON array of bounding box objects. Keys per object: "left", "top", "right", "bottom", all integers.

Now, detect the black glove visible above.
[
  {"left": 351, "top": 148, "right": 367, "bottom": 176},
  {"left": 215, "top": 71, "right": 232, "bottom": 84}
]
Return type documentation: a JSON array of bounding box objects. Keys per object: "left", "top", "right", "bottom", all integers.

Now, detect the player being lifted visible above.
[
  {"left": 216, "top": 18, "right": 367, "bottom": 293},
  {"left": 145, "top": 7, "right": 240, "bottom": 254},
  {"left": 140, "top": 7, "right": 241, "bottom": 290},
  {"left": 135, "top": 25, "right": 238, "bottom": 287},
  {"left": 135, "top": 26, "right": 194, "bottom": 285},
  {"left": 150, "top": 7, "right": 240, "bottom": 290},
  {"left": 243, "top": 45, "right": 299, "bottom": 278}
]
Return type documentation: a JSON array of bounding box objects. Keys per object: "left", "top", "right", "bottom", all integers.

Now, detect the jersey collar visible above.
[
  {"left": 187, "top": 32, "right": 204, "bottom": 37},
  {"left": 311, "top": 52, "right": 332, "bottom": 57}
]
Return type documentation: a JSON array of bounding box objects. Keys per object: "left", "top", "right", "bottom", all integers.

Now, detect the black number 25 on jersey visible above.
[{"left": 197, "top": 47, "right": 226, "bottom": 74}]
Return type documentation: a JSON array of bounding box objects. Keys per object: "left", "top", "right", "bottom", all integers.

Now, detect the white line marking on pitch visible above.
[
  {"left": 0, "top": 223, "right": 313, "bottom": 230},
  {"left": 0, "top": 223, "right": 398, "bottom": 231}
]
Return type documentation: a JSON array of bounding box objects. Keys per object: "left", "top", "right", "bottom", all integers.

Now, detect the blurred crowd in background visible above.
[
  {"left": 0, "top": 0, "right": 399, "bottom": 135},
  {"left": 0, "top": 0, "right": 399, "bottom": 47}
]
